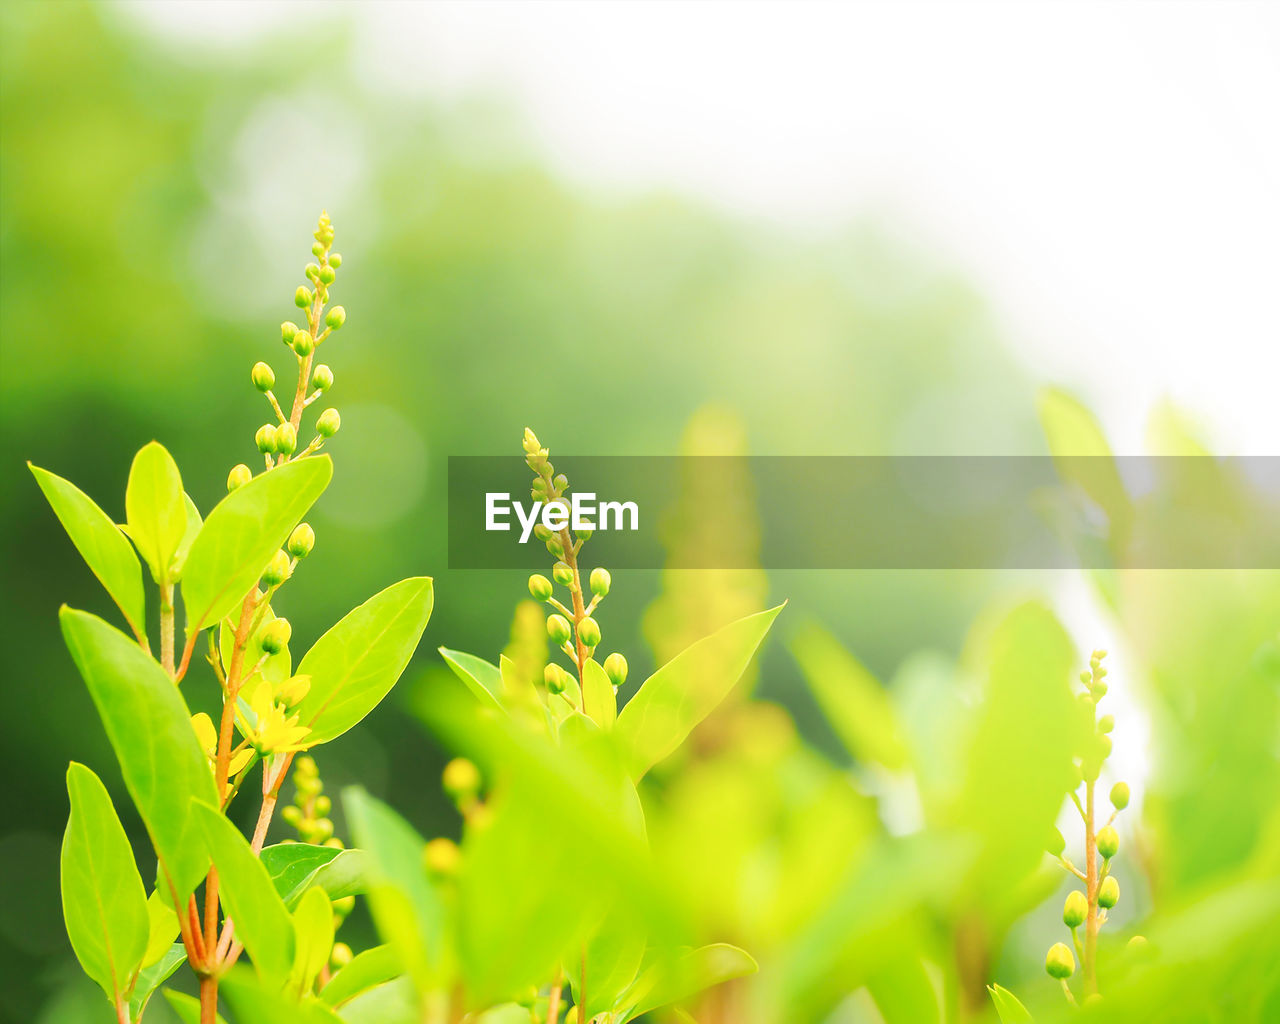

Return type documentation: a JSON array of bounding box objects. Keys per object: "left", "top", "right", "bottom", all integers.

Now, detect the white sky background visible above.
[{"left": 125, "top": 1, "right": 1280, "bottom": 455}]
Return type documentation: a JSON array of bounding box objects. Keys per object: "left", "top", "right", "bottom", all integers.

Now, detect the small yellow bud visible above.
[
  {"left": 256, "top": 424, "right": 277, "bottom": 454},
  {"left": 325, "top": 305, "right": 346, "bottom": 329},
  {"left": 316, "top": 408, "right": 341, "bottom": 437},
  {"left": 603, "top": 652, "right": 628, "bottom": 687},
  {"left": 227, "top": 464, "right": 252, "bottom": 491},
  {"left": 295, "top": 286, "right": 313, "bottom": 308},
  {"left": 251, "top": 361, "right": 275, "bottom": 392},
  {"left": 544, "top": 663, "right": 568, "bottom": 694},
  {"left": 275, "top": 422, "right": 298, "bottom": 456},
  {"left": 319, "top": 265, "right": 336, "bottom": 285},
  {"left": 1063, "top": 890, "right": 1088, "bottom": 928},
  {"left": 1110, "top": 781, "right": 1130, "bottom": 810},
  {"left": 1098, "top": 875, "right": 1120, "bottom": 909},
  {"left": 305, "top": 262, "right": 321, "bottom": 281},
  {"left": 590, "top": 567, "right": 611, "bottom": 597},
  {"left": 311, "top": 364, "right": 334, "bottom": 391},
  {"left": 528, "top": 574, "right": 553, "bottom": 601},
  {"left": 281, "top": 321, "right": 299, "bottom": 344},
  {"left": 1097, "top": 825, "right": 1120, "bottom": 860},
  {"left": 292, "top": 330, "right": 314, "bottom": 357},
  {"left": 261, "top": 549, "right": 292, "bottom": 587},
  {"left": 552, "top": 561, "right": 574, "bottom": 587},
  {"left": 546, "top": 614, "right": 572, "bottom": 646},
  {"left": 276, "top": 674, "right": 311, "bottom": 706},
  {"left": 328, "top": 253, "right": 342, "bottom": 268},
  {"left": 577, "top": 616, "right": 601, "bottom": 648},
  {"left": 442, "top": 757, "right": 481, "bottom": 801},
  {"left": 423, "top": 837, "right": 460, "bottom": 876},
  {"left": 330, "top": 942, "right": 353, "bottom": 968},
  {"left": 288, "top": 522, "right": 316, "bottom": 558},
  {"left": 1046, "top": 826, "right": 1067, "bottom": 856},
  {"left": 261, "top": 618, "right": 292, "bottom": 655},
  {"left": 281, "top": 805, "right": 302, "bottom": 825},
  {"left": 1045, "top": 942, "right": 1075, "bottom": 979}
]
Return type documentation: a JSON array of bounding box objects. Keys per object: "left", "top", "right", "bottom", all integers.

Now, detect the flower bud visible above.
[
  {"left": 319, "top": 265, "right": 336, "bottom": 285},
  {"left": 1110, "top": 781, "right": 1130, "bottom": 810},
  {"left": 553, "top": 473, "right": 568, "bottom": 493},
  {"left": 1098, "top": 713, "right": 1115, "bottom": 733},
  {"left": 603, "top": 652, "right": 628, "bottom": 687},
  {"left": 325, "top": 305, "right": 346, "bottom": 329},
  {"left": 1063, "top": 890, "right": 1088, "bottom": 928},
  {"left": 256, "top": 424, "right": 277, "bottom": 454},
  {"left": 280, "top": 528, "right": 312, "bottom": 566},
  {"left": 330, "top": 942, "right": 353, "bottom": 968},
  {"left": 544, "top": 663, "right": 566, "bottom": 694},
  {"left": 577, "top": 616, "right": 601, "bottom": 648},
  {"left": 315, "top": 794, "right": 331, "bottom": 816},
  {"left": 1098, "top": 875, "right": 1120, "bottom": 909},
  {"left": 227, "top": 464, "right": 252, "bottom": 491},
  {"left": 276, "top": 674, "right": 311, "bottom": 706},
  {"left": 328, "top": 253, "right": 342, "bottom": 268},
  {"left": 309, "top": 818, "right": 334, "bottom": 842},
  {"left": 261, "top": 618, "right": 292, "bottom": 655},
  {"left": 295, "top": 755, "right": 317, "bottom": 777},
  {"left": 545, "top": 536, "right": 564, "bottom": 559},
  {"left": 424, "top": 837, "right": 460, "bottom": 877},
  {"left": 528, "top": 574, "right": 553, "bottom": 601},
  {"left": 1092, "top": 679, "right": 1109, "bottom": 697},
  {"left": 533, "top": 524, "right": 552, "bottom": 543},
  {"left": 552, "top": 561, "right": 574, "bottom": 587},
  {"left": 332, "top": 895, "right": 354, "bottom": 915},
  {"left": 1045, "top": 942, "right": 1075, "bottom": 979},
  {"left": 1080, "top": 670, "right": 1093, "bottom": 685},
  {"left": 281, "top": 321, "right": 299, "bottom": 344},
  {"left": 262, "top": 549, "right": 292, "bottom": 587},
  {"left": 1127, "top": 935, "right": 1149, "bottom": 953},
  {"left": 295, "top": 286, "right": 313, "bottom": 308},
  {"left": 275, "top": 422, "right": 298, "bottom": 455},
  {"left": 292, "top": 330, "right": 314, "bottom": 356},
  {"left": 442, "top": 757, "right": 481, "bottom": 801},
  {"left": 317, "top": 408, "right": 341, "bottom": 437},
  {"left": 311, "top": 364, "right": 334, "bottom": 391},
  {"left": 546, "top": 614, "right": 572, "bottom": 646},
  {"left": 590, "top": 567, "right": 611, "bottom": 597},
  {"left": 1097, "top": 734, "right": 1113, "bottom": 760},
  {"left": 282, "top": 804, "right": 302, "bottom": 826},
  {"left": 1096, "top": 825, "right": 1119, "bottom": 859},
  {"left": 251, "top": 361, "right": 275, "bottom": 392},
  {"left": 305, "top": 262, "right": 321, "bottom": 281},
  {"left": 577, "top": 525, "right": 593, "bottom": 540},
  {"left": 1046, "top": 826, "right": 1066, "bottom": 856}
]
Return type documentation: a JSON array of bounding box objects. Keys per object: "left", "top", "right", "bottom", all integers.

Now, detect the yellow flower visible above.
[
  {"left": 236, "top": 681, "right": 312, "bottom": 755},
  {"left": 190, "top": 712, "right": 254, "bottom": 777}
]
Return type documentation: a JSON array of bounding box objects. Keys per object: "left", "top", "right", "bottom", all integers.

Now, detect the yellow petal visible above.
[{"left": 190, "top": 712, "right": 217, "bottom": 756}]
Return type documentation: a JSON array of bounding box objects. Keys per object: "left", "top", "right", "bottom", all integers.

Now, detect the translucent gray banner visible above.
[{"left": 447, "top": 456, "right": 1280, "bottom": 570}]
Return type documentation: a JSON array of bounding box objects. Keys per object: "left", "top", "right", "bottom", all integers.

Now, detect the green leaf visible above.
[
  {"left": 622, "top": 944, "right": 758, "bottom": 1021},
  {"left": 165, "top": 989, "right": 229, "bottom": 1024},
  {"left": 287, "top": 849, "right": 367, "bottom": 907},
  {"left": 170, "top": 493, "right": 203, "bottom": 581},
  {"left": 262, "top": 844, "right": 341, "bottom": 901},
  {"left": 193, "top": 802, "right": 295, "bottom": 980},
  {"left": 439, "top": 648, "right": 503, "bottom": 709},
  {"left": 295, "top": 577, "right": 434, "bottom": 745},
  {"left": 60, "top": 762, "right": 149, "bottom": 1008},
  {"left": 582, "top": 657, "right": 617, "bottom": 730},
  {"left": 1037, "top": 387, "right": 1131, "bottom": 542},
  {"left": 320, "top": 944, "right": 403, "bottom": 1008},
  {"left": 30, "top": 464, "right": 147, "bottom": 644},
  {"left": 129, "top": 944, "right": 186, "bottom": 1021},
  {"left": 988, "top": 984, "right": 1034, "bottom": 1023},
  {"left": 141, "top": 890, "right": 180, "bottom": 967},
  {"left": 125, "top": 441, "right": 189, "bottom": 585},
  {"left": 290, "top": 886, "right": 335, "bottom": 996},
  {"left": 344, "top": 787, "right": 447, "bottom": 993},
  {"left": 60, "top": 609, "right": 218, "bottom": 900},
  {"left": 615, "top": 604, "right": 784, "bottom": 780},
  {"left": 790, "top": 622, "right": 908, "bottom": 771},
  {"left": 567, "top": 905, "right": 645, "bottom": 1019},
  {"left": 336, "top": 977, "right": 419, "bottom": 1024},
  {"left": 220, "top": 967, "right": 346, "bottom": 1024},
  {"left": 181, "top": 456, "right": 332, "bottom": 632}
]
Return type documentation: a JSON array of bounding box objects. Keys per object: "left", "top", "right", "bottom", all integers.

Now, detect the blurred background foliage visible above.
[{"left": 2, "top": 3, "right": 1278, "bottom": 1023}]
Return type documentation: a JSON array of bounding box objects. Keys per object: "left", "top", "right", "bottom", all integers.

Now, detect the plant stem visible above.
[
  {"left": 1084, "top": 778, "right": 1099, "bottom": 997},
  {"left": 199, "top": 975, "right": 218, "bottom": 1023},
  {"left": 546, "top": 973, "right": 563, "bottom": 1024}
]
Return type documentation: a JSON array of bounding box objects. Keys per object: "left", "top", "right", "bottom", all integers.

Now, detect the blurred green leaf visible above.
[
  {"left": 988, "top": 983, "right": 1034, "bottom": 1023},
  {"left": 344, "top": 787, "right": 448, "bottom": 994},
  {"left": 193, "top": 801, "right": 295, "bottom": 981},
  {"left": 220, "top": 966, "right": 345, "bottom": 1024},
  {"left": 582, "top": 657, "right": 617, "bottom": 731},
  {"left": 295, "top": 577, "right": 434, "bottom": 745},
  {"left": 320, "top": 944, "right": 403, "bottom": 1009},
  {"left": 1037, "top": 387, "right": 1131, "bottom": 543},
  {"left": 335, "top": 977, "right": 419, "bottom": 1024},
  {"left": 164, "top": 989, "right": 228, "bottom": 1024},
  {"left": 616, "top": 604, "right": 784, "bottom": 779},
  {"left": 142, "top": 890, "right": 180, "bottom": 968},
  {"left": 60, "top": 607, "right": 217, "bottom": 900},
  {"left": 30, "top": 464, "right": 148, "bottom": 644},
  {"left": 60, "top": 762, "right": 149, "bottom": 1008},
  {"left": 567, "top": 905, "right": 645, "bottom": 1019},
  {"left": 124, "top": 441, "right": 187, "bottom": 585},
  {"left": 622, "top": 943, "right": 758, "bottom": 1021},
  {"left": 181, "top": 456, "right": 332, "bottom": 632},
  {"left": 790, "top": 621, "right": 908, "bottom": 771},
  {"left": 438, "top": 647, "right": 503, "bottom": 709},
  {"left": 867, "top": 958, "right": 940, "bottom": 1024},
  {"left": 290, "top": 885, "right": 335, "bottom": 997}
]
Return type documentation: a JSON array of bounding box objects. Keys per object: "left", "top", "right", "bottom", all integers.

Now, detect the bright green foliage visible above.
[
  {"left": 129, "top": 945, "right": 187, "bottom": 1022},
  {"left": 60, "top": 608, "right": 218, "bottom": 900},
  {"left": 194, "top": 802, "right": 295, "bottom": 981},
  {"left": 181, "top": 455, "right": 332, "bottom": 631},
  {"left": 581, "top": 657, "right": 618, "bottom": 730},
  {"left": 319, "top": 945, "right": 403, "bottom": 1008},
  {"left": 60, "top": 762, "right": 149, "bottom": 1010},
  {"left": 289, "top": 886, "right": 336, "bottom": 997},
  {"left": 29, "top": 464, "right": 148, "bottom": 644},
  {"left": 439, "top": 647, "right": 503, "bottom": 708},
  {"left": 615, "top": 604, "right": 784, "bottom": 780},
  {"left": 294, "top": 577, "right": 435, "bottom": 744},
  {"left": 987, "top": 983, "right": 1034, "bottom": 1023},
  {"left": 124, "top": 441, "right": 189, "bottom": 586}
]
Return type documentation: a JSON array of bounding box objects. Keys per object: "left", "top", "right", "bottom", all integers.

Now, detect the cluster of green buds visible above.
[
  {"left": 418, "top": 757, "right": 483, "bottom": 883},
  {"left": 1043, "top": 650, "right": 1139, "bottom": 1005},
  {"left": 522, "top": 429, "right": 629, "bottom": 707},
  {"left": 230, "top": 210, "right": 344, "bottom": 482}
]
